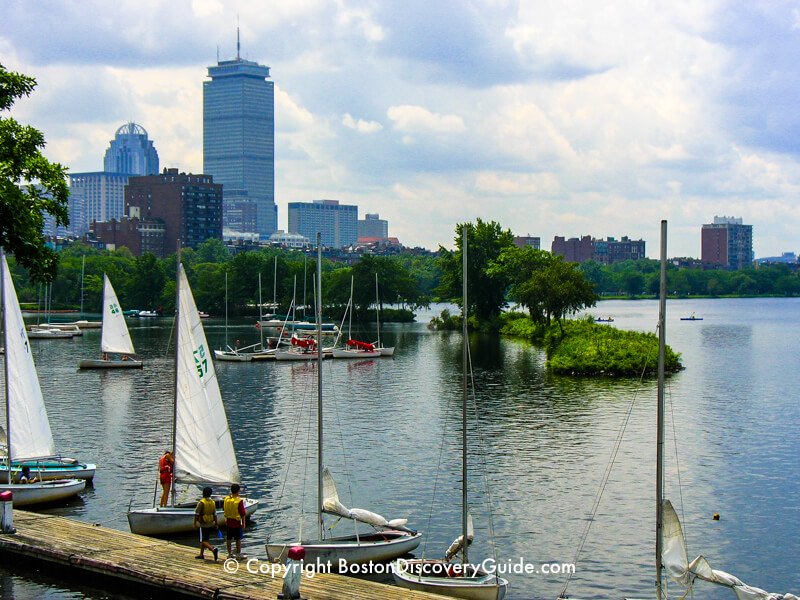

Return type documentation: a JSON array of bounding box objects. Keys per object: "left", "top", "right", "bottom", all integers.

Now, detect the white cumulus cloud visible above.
[{"left": 386, "top": 105, "right": 466, "bottom": 134}]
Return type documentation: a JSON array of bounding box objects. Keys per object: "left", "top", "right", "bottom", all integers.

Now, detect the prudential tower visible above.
[{"left": 203, "top": 31, "right": 276, "bottom": 238}]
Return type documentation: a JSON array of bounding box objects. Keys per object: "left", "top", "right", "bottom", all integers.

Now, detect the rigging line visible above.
[
  {"left": 559, "top": 334, "right": 656, "bottom": 599},
  {"left": 301, "top": 365, "right": 317, "bottom": 537},
  {"left": 266, "top": 362, "right": 315, "bottom": 541},
  {"left": 421, "top": 344, "right": 458, "bottom": 560},
  {"left": 326, "top": 357, "right": 355, "bottom": 509},
  {"left": 466, "top": 340, "right": 501, "bottom": 573},
  {"left": 165, "top": 312, "right": 176, "bottom": 358},
  {"left": 666, "top": 378, "right": 688, "bottom": 557}
]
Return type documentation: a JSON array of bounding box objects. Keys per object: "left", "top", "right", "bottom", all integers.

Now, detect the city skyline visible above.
[{"left": 3, "top": 2, "right": 799, "bottom": 258}]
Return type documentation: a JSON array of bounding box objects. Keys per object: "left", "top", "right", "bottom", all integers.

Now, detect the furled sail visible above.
[
  {"left": 2, "top": 254, "right": 56, "bottom": 460},
  {"left": 662, "top": 500, "right": 798, "bottom": 600},
  {"left": 173, "top": 264, "right": 240, "bottom": 485},
  {"left": 100, "top": 274, "right": 135, "bottom": 355},
  {"left": 321, "top": 468, "right": 411, "bottom": 531},
  {"left": 445, "top": 512, "right": 475, "bottom": 561}
]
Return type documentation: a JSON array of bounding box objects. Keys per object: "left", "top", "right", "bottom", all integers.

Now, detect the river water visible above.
[{"left": 1, "top": 298, "right": 799, "bottom": 599}]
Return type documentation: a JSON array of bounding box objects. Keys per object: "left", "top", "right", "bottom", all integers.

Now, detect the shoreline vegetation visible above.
[{"left": 431, "top": 311, "right": 682, "bottom": 376}]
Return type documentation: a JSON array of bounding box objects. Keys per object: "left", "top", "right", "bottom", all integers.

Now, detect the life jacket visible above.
[
  {"left": 223, "top": 495, "right": 243, "bottom": 522},
  {"left": 197, "top": 497, "right": 216, "bottom": 525}
]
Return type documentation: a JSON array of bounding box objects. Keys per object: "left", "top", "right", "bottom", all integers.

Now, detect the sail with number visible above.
[
  {"left": 2, "top": 254, "right": 56, "bottom": 461},
  {"left": 173, "top": 264, "right": 239, "bottom": 485},
  {"left": 100, "top": 275, "right": 135, "bottom": 355}
]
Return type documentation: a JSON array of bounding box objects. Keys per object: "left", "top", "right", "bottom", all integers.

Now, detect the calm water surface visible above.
[{"left": 1, "top": 297, "right": 799, "bottom": 599}]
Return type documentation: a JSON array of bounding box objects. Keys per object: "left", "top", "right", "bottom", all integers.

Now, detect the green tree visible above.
[
  {"left": 436, "top": 219, "right": 515, "bottom": 323},
  {"left": 129, "top": 253, "right": 166, "bottom": 310},
  {"left": 0, "top": 64, "right": 69, "bottom": 281}
]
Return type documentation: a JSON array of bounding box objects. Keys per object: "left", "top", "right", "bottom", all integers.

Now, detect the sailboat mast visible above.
[
  {"left": 461, "top": 227, "right": 469, "bottom": 565},
  {"left": 655, "top": 220, "right": 667, "bottom": 598},
  {"left": 273, "top": 255, "right": 277, "bottom": 307},
  {"left": 375, "top": 273, "right": 381, "bottom": 347},
  {"left": 348, "top": 276, "right": 354, "bottom": 341},
  {"left": 80, "top": 254, "right": 85, "bottom": 315},
  {"left": 171, "top": 241, "right": 182, "bottom": 507},
  {"left": 258, "top": 273, "right": 264, "bottom": 349},
  {"left": 224, "top": 271, "right": 228, "bottom": 349},
  {"left": 316, "top": 233, "right": 324, "bottom": 541},
  {"left": 1, "top": 249, "right": 11, "bottom": 466}
]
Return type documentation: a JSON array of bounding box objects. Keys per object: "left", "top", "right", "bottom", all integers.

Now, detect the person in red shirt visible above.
[
  {"left": 223, "top": 483, "right": 247, "bottom": 558},
  {"left": 158, "top": 450, "right": 174, "bottom": 507}
]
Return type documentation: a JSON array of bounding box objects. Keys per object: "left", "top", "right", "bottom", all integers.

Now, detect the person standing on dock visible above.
[
  {"left": 194, "top": 487, "right": 219, "bottom": 561},
  {"left": 223, "top": 483, "right": 246, "bottom": 558},
  {"left": 158, "top": 450, "right": 174, "bottom": 507}
]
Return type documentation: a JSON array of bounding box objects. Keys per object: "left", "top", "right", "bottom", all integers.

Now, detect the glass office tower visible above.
[{"left": 203, "top": 52, "right": 276, "bottom": 238}]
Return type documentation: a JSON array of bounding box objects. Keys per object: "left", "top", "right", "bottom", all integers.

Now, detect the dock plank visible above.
[{"left": 0, "top": 510, "right": 444, "bottom": 599}]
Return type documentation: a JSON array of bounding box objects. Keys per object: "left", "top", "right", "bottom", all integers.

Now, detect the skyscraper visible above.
[
  {"left": 103, "top": 122, "right": 159, "bottom": 175},
  {"left": 701, "top": 216, "right": 753, "bottom": 270},
  {"left": 288, "top": 200, "right": 358, "bottom": 248},
  {"left": 203, "top": 35, "right": 276, "bottom": 239},
  {"left": 68, "top": 122, "right": 159, "bottom": 235}
]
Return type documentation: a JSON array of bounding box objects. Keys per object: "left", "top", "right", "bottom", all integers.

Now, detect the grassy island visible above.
[{"left": 501, "top": 313, "right": 682, "bottom": 376}]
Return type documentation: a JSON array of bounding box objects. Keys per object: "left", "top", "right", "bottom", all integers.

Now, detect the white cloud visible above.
[
  {"left": 342, "top": 113, "right": 383, "bottom": 133},
  {"left": 386, "top": 105, "right": 466, "bottom": 134}
]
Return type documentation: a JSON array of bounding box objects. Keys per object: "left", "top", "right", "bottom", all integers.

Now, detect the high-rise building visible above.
[
  {"left": 122, "top": 168, "right": 223, "bottom": 256},
  {"left": 551, "top": 235, "right": 645, "bottom": 264},
  {"left": 68, "top": 122, "right": 159, "bottom": 235},
  {"left": 203, "top": 36, "right": 276, "bottom": 239},
  {"left": 288, "top": 200, "right": 358, "bottom": 249},
  {"left": 103, "top": 122, "right": 159, "bottom": 175},
  {"left": 358, "top": 213, "right": 389, "bottom": 239},
  {"left": 701, "top": 216, "right": 753, "bottom": 270}
]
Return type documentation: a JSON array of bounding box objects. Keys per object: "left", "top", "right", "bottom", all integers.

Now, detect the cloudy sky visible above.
[{"left": 3, "top": 0, "right": 800, "bottom": 257}]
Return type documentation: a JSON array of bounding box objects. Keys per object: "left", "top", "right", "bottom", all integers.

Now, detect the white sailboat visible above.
[
  {"left": 127, "top": 260, "right": 257, "bottom": 535},
  {"left": 373, "top": 273, "right": 394, "bottom": 356},
  {"left": 266, "top": 234, "right": 421, "bottom": 564},
  {"left": 331, "top": 277, "right": 381, "bottom": 359},
  {"left": 0, "top": 252, "right": 88, "bottom": 501},
  {"left": 79, "top": 274, "right": 142, "bottom": 369},
  {"left": 646, "top": 221, "right": 798, "bottom": 600},
  {"left": 393, "top": 229, "right": 508, "bottom": 600}
]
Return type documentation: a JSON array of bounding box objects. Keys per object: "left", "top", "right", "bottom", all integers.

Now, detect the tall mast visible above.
[
  {"left": 273, "top": 255, "right": 277, "bottom": 307},
  {"left": 461, "top": 226, "right": 469, "bottom": 564},
  {"left": 302, "top": 255, "right": 307, "bottom": 320},
  {"left": 316, "top": 233, "right": 324, "bottom": 541},
  {"left": 258, "top": 272, "right": 264, "bottom": 350},
  {"left": 656, "top": 220, "right": 667, "bottom": 598},
  {"left": 375, "top": 273, "right": 381, "bottom": 347},
  {"left": 171, "top": 240, "right": 182, "bottom": 507},
  {"left": 1, "top": 249, "right": 11, "bottom": 466},
  {"left": 224, "top": 271, "right": 228, "bottom": 349},
  {"left": 79, "top": 254, "right": 85, "bottom": 315},
  {"left": 348, "top": 276, "right": 354, "bottom": 341}
]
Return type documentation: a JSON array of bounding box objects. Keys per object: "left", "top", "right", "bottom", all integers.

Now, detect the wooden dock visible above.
[{"left": 0, "top": 510, "right": 443, "bottom": 599}]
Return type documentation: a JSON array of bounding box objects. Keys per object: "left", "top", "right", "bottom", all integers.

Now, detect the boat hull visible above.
[
  {"left": 27, "top": 329, "right": 75, "bottom": 339},
  {"left": 127, "top": 497, "right": 259, "bottom": 536},
  {"left": 0, "top": 479, "right": 86, "bottom": 506},
  {"left": 0, "top": 461, "right": 96, "bottom": 482},
  {"left": 392, "top": 559, "right": 508, "bottom": 600},
  {"left": 331, "top": 348, "right": 381, "bottom": 359},
  {"left": 79, "top": 358, "right": 143, "bottom": 369},
  {"left": 213, "top": 350, "right": 253, "bottom": 362},
  {"left": 378, "top": 346, "right": 395, "bottom": 357},
  {"left": 266, "top": 530, "right": 422, "bottom": 566}
]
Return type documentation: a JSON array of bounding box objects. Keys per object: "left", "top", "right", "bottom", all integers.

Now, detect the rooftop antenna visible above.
[{"left": 236, "top": 16, "right": 241, "bottom": 60}]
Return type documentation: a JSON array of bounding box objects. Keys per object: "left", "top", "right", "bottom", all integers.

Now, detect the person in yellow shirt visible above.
[
  {"left": 194, "top": 487, "right": 219, "bottom": 561},
  {"left": 223, "top": 483, "right": 246, "bottom": 558}
]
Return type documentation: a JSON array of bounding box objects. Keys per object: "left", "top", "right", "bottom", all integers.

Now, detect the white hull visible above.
[
  {"left": 266, "top": 530, "right": 421, "bottom": 566},
  {"left": 378, "top": 346, "right": 395, "bottom": 356},
  {"left": 40, "top": 324, "right": 83, "bottom": 336},
  {"left": 127, "top": 497, "right": 259, "bottom": 536},
  {"left": 393, "top": 560, "right": 508, "bottom": 600},
  {"left": 213, "top": 350, "right": 253, "bottom": 362},
  {"left": 0, "top": 461, "right": 96, "bottom": 482},
  {"left": 0, "top": 479, "right": 86, "bottom": 506},
  {"left": 275, "top": 350, "right": 320, "bottom": 361},
  {"left": 27, "top": 329, "right": 75, "bottom": 339},
  {"left": 331, "top": 348, "right": 381, "bottom": 359},
  {"left": 79, "top": 358, "right": 142, "bottom": 369}
]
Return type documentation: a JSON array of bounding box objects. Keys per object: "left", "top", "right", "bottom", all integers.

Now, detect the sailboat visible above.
[
  {"left": 393, "top": 229, "right": 508, "bottom": 600},
  {"left": 0, "top": 251, "right": 89, "bottom": 502},
  {"left": 78, "top": 274, "right": 142, "bottom": 369},
  {"left": 647, "top": 221, "right": 798, "bottom": 600},
  {"left": 331, "top": 277, "right": 381, "bottom": 359},
  {"left": 265, "top": 234, "right": 421, "bottom": 564},
  {"left": 214, "top": 272, "right": 255, "bottom": 362},
  {"left": 127, "top": 259, "right": 258, "bottom": 535},
  {"left": 372, "top": 273, "right": 394, "bottom": 356}
]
